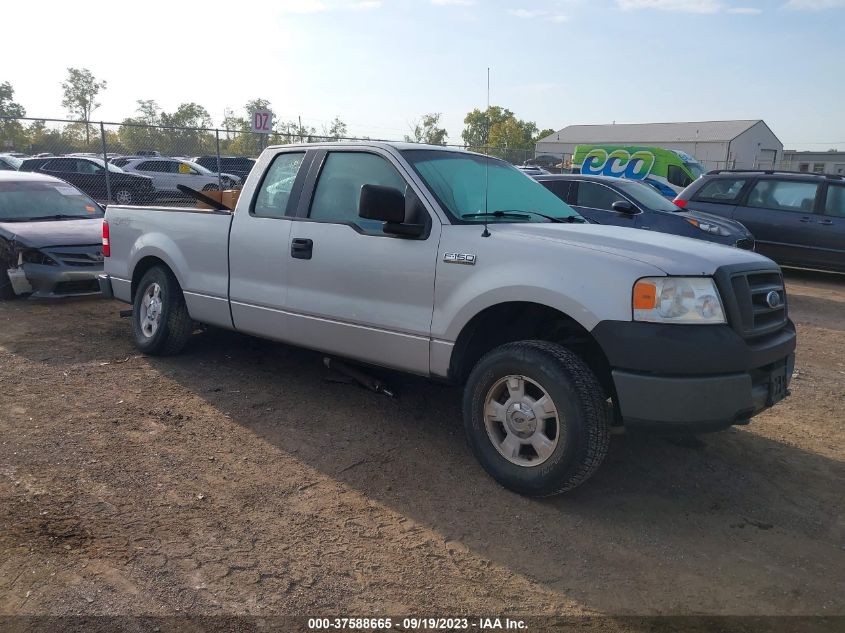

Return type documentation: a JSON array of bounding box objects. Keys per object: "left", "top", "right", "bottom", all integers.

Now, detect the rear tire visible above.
[
  {"left": 131, "top": 266, "right": 192, "bottom": 356},
  {"left": 463, "top": 340, "right": 611, "bottom": 496}
]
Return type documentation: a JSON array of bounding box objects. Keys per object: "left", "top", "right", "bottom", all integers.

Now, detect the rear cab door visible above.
[{"left": 685, "top": 175, "right": 749, "bottom": 219}]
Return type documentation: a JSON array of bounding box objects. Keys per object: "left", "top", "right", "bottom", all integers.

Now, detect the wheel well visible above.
[
  {"left": 449, "top": 302, "right": 613, "bottom": 394},
  {"left": 131, "top": 256, "right": 172, "bottom": 300}
]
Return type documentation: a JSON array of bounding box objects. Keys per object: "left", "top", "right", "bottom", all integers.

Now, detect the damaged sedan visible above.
[{"left": 0, "top": 171, "right": 105, "bottom": 299}]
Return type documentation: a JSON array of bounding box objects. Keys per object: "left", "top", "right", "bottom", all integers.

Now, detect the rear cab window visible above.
[
  {"left": 253, "top": 152, "right": 306, "bottom": 218},
  {"left": 691, "top": 178, "right": 749, "bottom": 204}
]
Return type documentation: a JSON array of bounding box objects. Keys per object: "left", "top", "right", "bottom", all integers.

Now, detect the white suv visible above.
[{"left": 116, "top": 157, "right": 241, "bottom": 196}]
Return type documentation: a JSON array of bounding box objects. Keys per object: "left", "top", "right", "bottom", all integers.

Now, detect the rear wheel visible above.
[
  {"left": 131, "top": 266, "right": 192, "bottom": 355},
  {"left": 463, "top": 340, "right": 611, "bottom": 496}
]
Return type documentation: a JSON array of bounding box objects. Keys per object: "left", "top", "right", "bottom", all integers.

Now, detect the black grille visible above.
[
  {"left": 45, "top": 246, "right": 104, "bottom": 268},
  {"left": 55, "top": 280, "right": 100, "bottom": 295},
  {"left": 729, "top": 270, "right": 787, "bottom": 337}
]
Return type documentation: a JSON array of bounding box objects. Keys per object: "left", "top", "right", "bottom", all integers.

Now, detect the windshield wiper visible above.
[{"left": 462, "top": 210, "right": 533, "bottom": 222}]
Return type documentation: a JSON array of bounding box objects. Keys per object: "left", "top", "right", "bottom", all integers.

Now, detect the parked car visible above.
[
  {"left": 0, "top": 155, "right": 22, "bottom": 171},
  {"left": 100, "top": 142, "right": 795, "bottom": 496},
  {"left": 118, "top": 157, "right": 242, "bottom": 196},
  {"left": 191, "top": 155, "right": 256, "bottom": 182},
  {"left": 525, "top": 154, "right": 564, "bottom": 172},
  {"left": 19, "top": 156, "right": 155, "bottom": 205},
  {"left": 535, "top": 174, "right": 754, "bottom": 249},
  {"left": 675, "top": 170, "right": 845, "bottom": 273},
  {"left": 516, "top": 165, "right": 551, "bottom": 177},
  {"left": 0, "top": 171, "right": 104, "bottom": 299}
]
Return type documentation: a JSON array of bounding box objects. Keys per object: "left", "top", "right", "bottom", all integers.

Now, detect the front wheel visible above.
[
  {"left": 131, "top": 266, "right": 193, "bottom": 356},
  {"left": 463, "top": 340, "right": 611, "bottom": 496},
  {"left": 113, "top": 188, "right": 133, "bottom": 205}
]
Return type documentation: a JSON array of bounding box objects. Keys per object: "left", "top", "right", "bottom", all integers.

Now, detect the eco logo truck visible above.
[{"left": 572, "top": 145, "right": 705, "bottom": 196}]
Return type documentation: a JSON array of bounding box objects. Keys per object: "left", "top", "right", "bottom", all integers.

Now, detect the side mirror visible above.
[
  {"left": 360, "top": 184, "right": 427, "bottom": 238},
  {"left": 360, "top": 184, "right": 405, "bottom": 223},
  {"left": 612, "top": 200, "right": 637, "bottom": 214}
]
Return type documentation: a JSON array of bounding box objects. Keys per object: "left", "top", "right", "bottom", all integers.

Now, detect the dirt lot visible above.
[{"left": 1, "top": 270, "right": 843, "bottom": 620}]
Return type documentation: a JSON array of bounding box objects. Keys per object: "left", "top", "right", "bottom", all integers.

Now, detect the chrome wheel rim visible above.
[
  {"left": 483, "top": 375, "right": 561, "bottom": 467},
  {"left": 115, "top": 189, "right": 132, "bottom": 204},
  {"left": 139, "top": 282, "right": 163, "bottom": 338}
]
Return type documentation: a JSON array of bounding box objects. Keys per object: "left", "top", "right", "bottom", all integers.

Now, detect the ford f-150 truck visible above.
[{"left": 99, "top": 142, "right": 796, "bottom": 496}]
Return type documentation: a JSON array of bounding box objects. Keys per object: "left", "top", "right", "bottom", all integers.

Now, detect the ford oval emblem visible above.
[{"left": 766, "top": 291, "right": 782, "bottom": 309}]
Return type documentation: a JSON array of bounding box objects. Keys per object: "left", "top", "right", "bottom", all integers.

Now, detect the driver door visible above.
[
  {"left": 572, "top": 181, "right": 640, "bottom": 228},
  {"left": 284, "top": 149, "right": 441, "bottom": 374}
]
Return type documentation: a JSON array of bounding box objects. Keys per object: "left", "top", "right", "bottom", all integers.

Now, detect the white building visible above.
[
  {"left": 781, "top": 150, "right": 845, "bottom": 176},
  {"left": 535, "top": 120, "right": 783, "bottom": 171}
]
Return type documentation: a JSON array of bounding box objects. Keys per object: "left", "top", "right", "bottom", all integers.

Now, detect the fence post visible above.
[
  {"left": 215, "top": 129, "right": 222, "bottom": 191},
  {"left": 99, "top": 121, "right": 111, "bottom": 204}
]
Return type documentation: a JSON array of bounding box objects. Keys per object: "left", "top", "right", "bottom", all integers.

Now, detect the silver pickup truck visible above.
[{"left": 100, "top": 142, "right": 796, "bottom": 496}]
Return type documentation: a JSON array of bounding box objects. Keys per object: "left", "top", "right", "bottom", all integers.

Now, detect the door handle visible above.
[
  {"left": 799, "top": 217, "right": 814, "bottom": 223},
  {"left": 818, "top": 219, "right": 834, "bottom": 226},
  {"left": 291, "top": 238, "right": 313, "bottom": 260}
]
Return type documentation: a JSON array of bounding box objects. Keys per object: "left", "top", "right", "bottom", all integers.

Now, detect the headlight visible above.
[
  {"left": 633, "top": 277, "right": 725, "bottom": 324},
  {"left": 686, "top": 218, "right": 730, "bottom": 236},
  {"left": 21, "top": 250, "right": 58, "bottom": 266}
]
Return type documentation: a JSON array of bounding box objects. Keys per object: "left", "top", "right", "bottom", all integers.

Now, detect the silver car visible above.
[{"left": 0, "top": 171, "right": 104, "bottom": 299}]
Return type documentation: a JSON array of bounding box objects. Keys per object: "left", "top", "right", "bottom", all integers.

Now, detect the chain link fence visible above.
[{"left": 3, "top": 116, "right": 835, "bottom": 208}]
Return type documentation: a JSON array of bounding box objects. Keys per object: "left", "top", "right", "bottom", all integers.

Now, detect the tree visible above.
[
  {"left": 323, "top": 116, "right": 348, "bottom": 141},
  {"left": 61, "top": 68, "right": 107, "bottom": 146},
  {"left": 405, "top": 113, "right": 447, "bottom": 145},
  {"left": 135, "top": 99, "right": 161, "bottom": 125},
  {"left": 462, "top": 106, "right": 546, "bottom": 163},
  {"left": 0, "top": 81, "right": 27, "bottom": 150},
  {"left": 461, "top": 106, "right": 514, "bottom": 150},
  {"left": 535, "top": 128, "right": 555, "bottom": 142}
]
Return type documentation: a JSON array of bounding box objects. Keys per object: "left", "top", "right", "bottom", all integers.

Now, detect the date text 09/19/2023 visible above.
[{"left": 307, "top": 617, "right": 528, "bottom": 630}]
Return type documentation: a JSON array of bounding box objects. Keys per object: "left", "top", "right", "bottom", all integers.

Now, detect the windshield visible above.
[
  {"left": 0, "top": 180, "right": 104, "bottom": 221},
  {"left": 684, "top": 161, "right": 705, "bottom": 179},
  {"left": 402, "top": 150, "right": 583, "bottom": 223},
  {"left": 1, "top": 155, "right": 23, "bottom": 169},
  {"left": 614, "top": 179, "right": 682, "bottom": 212}
]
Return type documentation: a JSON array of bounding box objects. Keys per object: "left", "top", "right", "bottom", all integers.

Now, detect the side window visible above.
[
  {"left": 253, "top": 152, "right": 306, "bottom": 218},
  {"left": 747, "top": 180, "right": 819, "bottom": 213},
  {"left": 76, "top": 160, "right": 102, "bottom": 174},
  {"left": 575, "top": 182, "right": 623, "bottom": 211},
  {"left": 542, "top": 180, "right": 571, "bottom": 202},
  {"left": 667, "top": 165, "right": 693, "bottom": 188},
  {"left": 693, "top": 178, "right": 747, "bottom": 203},
  {"left": 824, "top": 184, "right": 845, "bottom": 218},
  {"left": 136, "top": 161, "right": 154, "bottom": 172},
  {"left": 309, "top": 152, "right": 406, "bottom": 232}
]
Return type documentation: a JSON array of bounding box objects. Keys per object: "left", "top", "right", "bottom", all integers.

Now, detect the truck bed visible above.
[{"left": 104, "top": 205, "right": 234, "bottom": 329}]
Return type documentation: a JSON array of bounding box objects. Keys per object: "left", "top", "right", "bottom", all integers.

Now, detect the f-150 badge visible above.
[{"left": 444, "top": 252, "right": 477, "bottom": 265}]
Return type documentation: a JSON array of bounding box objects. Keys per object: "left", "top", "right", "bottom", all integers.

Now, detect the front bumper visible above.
[
  {"left": 9, "top": 262, "right": 102, "bottom": 298},
  {"left": 593, "top": 320, "right": 797, "bottom": 433},
  {"left": 613, "top": 354, "right": 794, "bottom": 433}
]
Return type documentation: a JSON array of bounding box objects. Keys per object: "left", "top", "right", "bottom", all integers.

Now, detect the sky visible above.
[{"left": 3, "top": 0, "right": 844, "bottom": 150}]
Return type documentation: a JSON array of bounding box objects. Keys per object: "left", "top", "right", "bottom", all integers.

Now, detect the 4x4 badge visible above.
[{"left": 443, "top": 253, "right": 477, "bottom": 265}]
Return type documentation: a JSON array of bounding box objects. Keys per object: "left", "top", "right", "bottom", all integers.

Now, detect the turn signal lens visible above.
[{"left": 633, "top": 281, "right": 657, "bottom": 310}]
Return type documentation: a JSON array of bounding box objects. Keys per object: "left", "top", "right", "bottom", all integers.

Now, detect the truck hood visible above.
[
  {"left": 499, "top": 223, "right": 771, "bottom": 275},
  {"left": 0, "top": 218, "right": 103, "bottom": 248}
]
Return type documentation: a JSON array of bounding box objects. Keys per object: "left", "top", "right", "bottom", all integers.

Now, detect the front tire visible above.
[
  {"left": 463, "top": 340, "right": 611, "bottom": 496},
  {"left": 131, "top": 266, "right": 192, "bottom": 356}
]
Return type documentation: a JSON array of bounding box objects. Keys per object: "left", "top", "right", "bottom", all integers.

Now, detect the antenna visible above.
[{"left": 482, "top": 66, "right": 491, "bottom": 238}]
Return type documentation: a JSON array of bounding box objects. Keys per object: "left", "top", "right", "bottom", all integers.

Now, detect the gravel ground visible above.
[{"left": 0, "top": 270, "right": 843, "bottom": 621}]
